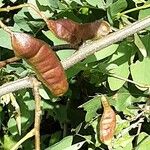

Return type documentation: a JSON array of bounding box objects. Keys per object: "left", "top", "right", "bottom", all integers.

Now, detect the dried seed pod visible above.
[
  {"left": 80, "top": 20, "right": 111, "bottom": 40},
  {"left": 47, "top": 19, "right": 81, "bottom": 45},
  {"left": 11, "top": 32, "right": 68, "bottom": 96},
  {"left": 47, "top": 19, "right": 111, "bottom": 45},
  {"left": 99, "top": 95, "right": 116, "bottom": 145}
]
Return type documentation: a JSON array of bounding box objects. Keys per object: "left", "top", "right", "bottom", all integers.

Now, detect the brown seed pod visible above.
[
  {"left": 11, "top": 32, "right": 68, "bottom": 96},
  {"left": 47, "top": 19, "right": 111, "bottom": 46},
  {"left": 47, "top": 19, "right": 80, "bottom": 45},
  {"left": 99, "top": 95, "right": 116, "bottom": 145},
  {"left": 80, "top": 20, "right": 111, "bottom": 40}
]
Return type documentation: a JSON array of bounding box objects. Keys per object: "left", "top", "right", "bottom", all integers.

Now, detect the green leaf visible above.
[
  {"left": 14, "top": 7, "right": 44, "bottom": 32},
  {"left": 27, "top": 0, "right": 52, "bottom": 19},
  {"left": 64, "top": 141, "right": 85, "bottom": 150},
  {"left": 134, "top": 33, "right": 147, "bottom": 57},
  {"left": 71, "top": 0, "right": 83, "bottom": 5},
  {"left": 130, "top": 57, "right": 150, "bottom": 90},
  {"left": 45, "top": 136, "right": 73, "bottom": 150},
  {"left": 66, "top": 62, "right": 85, "bottom": 78},
  {"left": 91, "top": 119, "right": 101, "bottom": 147},
  {"left": 17, "top": 91, "right": 34, "bottom": 130},
  {"left": 40, "top": 0, "right": 59, "bottom": 8},
  {"left": 42, "top": 100, "right": 54, "bottom": 110},
  {"left": 106, "top": 0, "right": 113, "bottom": 7},
  {"left": 0, "top": 29, "right": 11, "bottom": 49},
  {"left": 114, "top": 133, "right": 134, "bottom": 149},
  {"left": 56, "top": 50, "right": 76, "bottom": 61},
  {"left": 115, "top": 115, "right": 130, "bottom": 136},
  {"left": 86, "top": 0, "right": 106, "bottom": 9},
  {"left": 0, "top": 0, "right": 4, "bottom": 7},
  {"left": 2, "top": 135, "right": 16, "bottom": 150},
  {"left": 39, "top": 88, "right": 51, "bottom": 99},
  {"left": 83, "top": 44, "right": 119, "bottom": 64},
  {"left": 49, "top": 131, "right": 62, "bottom": 146},
  {"left": 14, "top": 8, "right": 32, "bottom": 32},
  {"left": 79, "top": 96, "right": 101, "bottom": 122},
  {"left": 139, "top": 6, "right": 150, "bottom": 30},
  {"left": 42, "top": 30, "right": 67, "bottom": 45},
  {"left": 108, "top": 0, "right": 127, "bottom": 19},
  {"left": 62, "top": 0, "right": 83, "bottom": 6},
  {"left": 5, "top": 64, "right": 26, "bottom": 75},
  {"left": 7, "top": 93, "right": 34, "bottom": 135},
  {"left": 140, "top": 34, "right": 150, "bottom": 57},
  {"left": 7, "top": 118, "right": 18, "bottom": 135},
  {"left": 113, "top": 143, "right": 132, "bottom": 150},
  {"left": 135, "top": 132, "right": 150, "bottom": 150},
  {"left": 109, "top": 87, "right": 144, "bottom": 114},
  {"left": 107, "top": 41, "right": 132, "bottom": 90},
  {"left": 108, "top": 62, "right": 129, "bottom": 90},
  {"left": 108, "top": 41, "right": 133, "bottom": 65},
  {"left": 53, "top": 105, "right": 68, "bottom": 123}
]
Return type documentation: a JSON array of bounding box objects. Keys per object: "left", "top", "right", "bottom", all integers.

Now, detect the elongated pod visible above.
[
  {"left": 47, "top": 19, "right": 80, "bottom": 45},
  {"left": 79, "top": 20, "right": 111, "bottom": 40},
  {"left": 11, "top": 32, "right": 68, "bottom": 96},
  {"left": 47, "top": 19, "right": 111, "bottom": 45},
  {"left": 99, "top": 95, "right": 116, "bottom": 145}
]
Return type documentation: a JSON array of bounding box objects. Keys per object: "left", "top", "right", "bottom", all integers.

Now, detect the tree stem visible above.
[{"left": 32, "top": 78, "right": 41, "bottom": 150}]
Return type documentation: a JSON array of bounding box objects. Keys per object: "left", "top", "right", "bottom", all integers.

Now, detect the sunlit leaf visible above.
[
  {"left": 84, "top": 44, "right": 119, "bottom": 63},
  {"left": 45, "top": 136, "right": 73, "bottom": 150},
  {"left": 108, "top": 0, "right": 127, "bottom": 19},
  {"left": 130, "top": 57, "right": 150, "bottom": 90},
  {"left": 79, "top": 96, "right": 101, "bottom": 122},
  {"left": 86, "top": 0, "right": 106, "bottom": 9},
  {"left": 139, "top": 6, "right": 150, "bottom": 30},
  {"left": 64, "top": 141, "right": 85, "bottom": 150},
  {"left": 0, "top": 29, "right": 11, "bottom": 49},
  {"left": 135, "top": 132, "right": 150, "bottom": 150},
  {"left": 108, "top": 62, "right": 129, "bottom": 90},
  {"left": 0, "top": 0, "right": 4, "bottom": 7},
  {"left": 10, "top": 93, "right": 21, "bottom": 135},
  {"left": 2, "top": 135, "right": 16, "bottom": 150},
  {"left": 134, "top": 33, "right": 147, "bottom": 57},
  {"left": 114, "top": 133, "right": 134, "bottom": 149}
]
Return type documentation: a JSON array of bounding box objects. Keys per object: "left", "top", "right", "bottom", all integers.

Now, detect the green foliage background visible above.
[{"left": 1, "top": 0, "right": 150, "bottom": 149}]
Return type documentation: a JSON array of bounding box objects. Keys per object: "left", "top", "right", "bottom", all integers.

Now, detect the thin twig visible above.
[
  {"left": 62, "top": 99, "right": 71, "bottom": 137},
  {"left": 133, "top": 121, "right": 143, "bottom": 150},
  {"left": 32, "top": 78, "right": 41, "bottom": 150},
  {"left": 63, "top": 123, "right": 67, "bottom": 138},
  {"left": 0, "top": 20, "right": 12, "bottom": 35},
  {"left": 109, "top": 73, "right": 150, "bottom": 89},
  {"left": 11, "top": 128, "right": 35, "bottom": 150},
  {"left": 129, "top": 111, "right": 144, "bottom": 122},
  {"left": 0, "top": 77, "right": 33, "bottom": 97},
  {"left": 52, "top": 44, "right": 78, "bottom": 51},
  {"left": 116, "top": 117, "right": 144, "bottom": 139},
  {"left": 0, "top": 57, "right": 21, "bottom": 68},
  {"left": 121, "top": 4, "right": 150, "bottom": 16}
]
